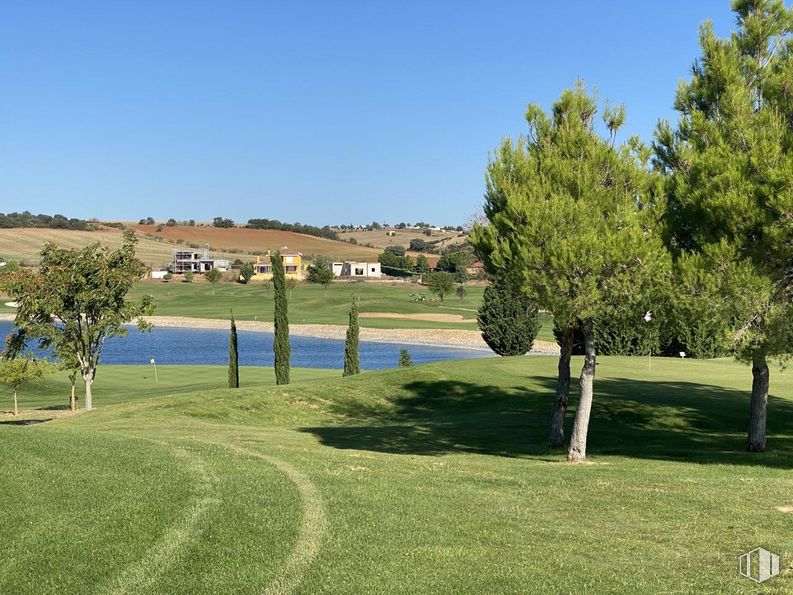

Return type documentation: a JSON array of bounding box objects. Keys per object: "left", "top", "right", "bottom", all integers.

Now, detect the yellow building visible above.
[{"left": 251, "top": 248, "right": 304, "bottom": 280}]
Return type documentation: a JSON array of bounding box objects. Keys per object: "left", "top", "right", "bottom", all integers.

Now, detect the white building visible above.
[{"left": 332, "top": 261, "right": 382, "bottom": 279}]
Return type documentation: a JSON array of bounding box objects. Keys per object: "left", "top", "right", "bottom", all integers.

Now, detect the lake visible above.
[{"left": 0, "top": 321, "right": 490, "bottom": 370}]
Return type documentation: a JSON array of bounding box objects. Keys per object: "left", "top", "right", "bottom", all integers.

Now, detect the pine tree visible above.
[
  {"left": 477, "top": 275, "right": 540, "bottom": 356},
  {"left": 343, "top": 298, "right": 360, "bottom": 376},
  {"left": 653, "top": 0, "right": 793, "bottom": 451},
  {"left": 272, "top": 251, "right": 291, "bottom": 385},
  {"left": 228, "top": 312, "right": 239, "bottom": 388},
  {"left": 470, "top": 84, "right": 670, "bottom": 462},
  {"left": 398, "top": 348, "right": 413, "bottom": 367}
]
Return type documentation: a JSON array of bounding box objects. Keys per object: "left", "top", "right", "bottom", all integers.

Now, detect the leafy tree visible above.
[
  {"left": 306, "top": 256, "right": 334, "bottom": 294},
  {"left": 384, "top": 245, "right": 406, "bottom": 257},
  {"left": 183, "top": 270, "right": 194, "bottom": 283},
  {"left": 272, "top": 251, "right": 290, "bottom": 385},
  {"left": 285, "top": 277, "right": 299, "bottom": 300},
  {"left": 0, "top": 231, "right": 153, "bottom": 411},
  {"left": 213, "top": 217, "right": 234, "bottom": 228},
  {"left": 477, "top": 276, "right": 540, "bottom": 356},
  {"left": 409, "top": 238, "right": 427, "bottom": 252},
  {"left": 436, "top": 251, "right": 473, "bottom": 274},
  {"left": 414, "top": 254, "right": 430, "bottom": 273},
  {"left": 399, "top": 348, "right": 413, "bottom": 367},
  {"left": 653, "top": 0, "right": 793, "bottom": 451},
  {"left": 470, "top": 85, "right": 669, "bottom": 462},
  {"left": 425, "top": 271, "right": 455, "bottom": 305},
  {"left": 238, "top": 263, "right": 254, "bottom": 284},
  {"left": 343, "top": 298, "right": 360, "bottom": 376},
  {"left": 0, "top": 356, "right": 55, "bottom": 416},
  {"left": 205, "top": 268, "right": 222, "bottom": 293},
  {"left": 165, "top": 218, "right": 177, "bottom": 227},
  {"left": 228, "top": 313, "right": 239, "bottom": 388}
]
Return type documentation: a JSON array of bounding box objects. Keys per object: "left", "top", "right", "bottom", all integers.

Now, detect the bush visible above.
[
  {"left": 478, "top": 277, "right": 540, "bottom": 356},
  {"left": 183, "top": 271, "right": 194, "bottom": 283},
  {"left": 162, "top": 272, "right": 172, "bottom": 283},
  {"left": 399, "top": 348, "right": 413, "bottom": 367}
]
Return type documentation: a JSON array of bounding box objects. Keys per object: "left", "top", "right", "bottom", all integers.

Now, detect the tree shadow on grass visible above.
[
  {"left": 300, "top": 376, "right": 793, "bottom": 468},
  {"left": 0, "top": 418, "right": 52, "bottom": 426}
]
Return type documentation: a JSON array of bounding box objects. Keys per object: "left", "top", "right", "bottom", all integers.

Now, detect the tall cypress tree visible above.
[
  {"left": 228, "top": 312, "right": 239, "bottom": 388},
  {"left": 272, "top": 251, "right": 291, "bottom": 385},
  {"left": 343, "top": 298, "right": 360, "bottom": 376}
]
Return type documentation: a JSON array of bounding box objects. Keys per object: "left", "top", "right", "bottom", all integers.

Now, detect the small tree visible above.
[
  {"left": 205, "top": 268, "right": 222, "bottom": 294},
  {"left": 0, "top": 356, "right": 55, "bottom": 416},
  {"left": 477, "top": 276, "right": 540, "bottom": 356},
  {"left": 183, "top": 270, "right": 194, "bottom": 283},
  {"left": 414, "top": 255, "right": 430, "bottom": 274},
  {"left": 409, "top": 238, "right": 427, "bottom": 252},
  {"left": 425, "top": 271, "right": 455, "bottom": 305},
  {"left": 399, "top": 348, "right": 413, "bottom": 367},
  {"left": 272, "top": 251, "right": 291, "bottom": 385},
  {"left": 343, "top": 298, "right": 361, "bottom": 376},
  {"left": 239, "top": 263, "right": 254, "bottom": 284},
  {"left": 285, "top": 277, "right": 299, "bottom": 300},
  {"left": 228, "top": 313, "right": 239, "bottom": 388},
  {"left": 306, "top": 256, "right": 334, "bottom": 294},
  {"left": 1, "top": 231, "right": 153, "bottom": 411},
  {"left": 162, "top": 272, "right": 172, "bottom": 282}
]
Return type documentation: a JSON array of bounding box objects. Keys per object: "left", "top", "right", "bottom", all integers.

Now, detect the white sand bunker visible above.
[{"left": 359, "top": 312, "right": 469, "bottom": 323}]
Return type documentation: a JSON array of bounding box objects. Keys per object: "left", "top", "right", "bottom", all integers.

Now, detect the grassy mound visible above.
[{"left": 1, "top": 356, "right": 792, "bottom": 592}]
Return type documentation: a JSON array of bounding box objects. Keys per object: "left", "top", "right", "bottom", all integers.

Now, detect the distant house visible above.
[
  {"left": 332, "top": 261, "right": 382, "bottom": 279},
  {"left": 251, "top": 248, "right": 305, "bottom": 280},
  {"left": 171, "top": 250, "right": 231, "bottom": 274}
]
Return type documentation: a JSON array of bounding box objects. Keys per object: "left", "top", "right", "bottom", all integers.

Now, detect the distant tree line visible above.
[
  {"left": 0, "top": 211, "right": 93, "bottom": 230},
  {"left": 245, "top": 218, "right": 339, "bottom": 240}
]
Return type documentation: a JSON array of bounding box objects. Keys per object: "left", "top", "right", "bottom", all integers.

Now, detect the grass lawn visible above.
[
  {"left": 128, "top": 280, "right": 557, "bottom": 342},
  {"left": 1, "top": 356, "right": 792, "bottom": 592}
]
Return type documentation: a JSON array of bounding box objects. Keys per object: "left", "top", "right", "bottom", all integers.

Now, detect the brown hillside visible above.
[{"left": 132, "top": 225, "right": 383, "bottom": 261}]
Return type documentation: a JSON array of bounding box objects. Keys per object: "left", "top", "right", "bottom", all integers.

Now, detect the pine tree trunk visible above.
[
  {"left": 83, "top": 371, "right": 94, "bottom": 411},
  {"left": 13, "top": 389, "right": 18, "bottom": 416},
  {"left": 548, "top": 325, "right": 573, "bottom": 447},
  {"left": 568, "top": 321, "right": 596, "bottom": 463},
  {"left": 747, "top": 349, "right": 769, "bottom": 452}
]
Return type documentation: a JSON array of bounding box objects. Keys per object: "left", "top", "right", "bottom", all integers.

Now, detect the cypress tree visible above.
[
  {"left": 272, "top": 251, "right": 291, "bottom": 385},
  {"left": 343, "top": 298, "right": 360, "bottom": 376},
  {"left": 477, "top": 275, "right": 540, "bottom": 356},
  {"left": 228, "top": 312, "right": 239, "bottom": 388}
]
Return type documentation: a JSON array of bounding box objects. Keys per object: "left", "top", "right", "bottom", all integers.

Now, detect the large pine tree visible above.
[
  {"left": 471, "top": 84, "right": 670, "bottom": 462},
  {"left": 654, "top": 0, "right": 793, "bottom": 451},
  {"left": 272, "top": 252, "right": 291, "bottom": 385}
]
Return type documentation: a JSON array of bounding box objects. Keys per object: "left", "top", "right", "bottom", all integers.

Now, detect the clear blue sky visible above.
[{"left": 0, "top": 1, "right": 734, "bottom": 226}]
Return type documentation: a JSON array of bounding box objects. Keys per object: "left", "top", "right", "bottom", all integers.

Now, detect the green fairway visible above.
[
  {"left": 126, "top": 280, "right": 557, "bottom": 342},
  {"left": 2, "top": 356, "right": 792, "bottom": 592}
]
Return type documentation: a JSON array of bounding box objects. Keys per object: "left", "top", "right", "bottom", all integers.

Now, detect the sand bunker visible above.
[{"left": 359, "top": 312, "right": 469, "bottom": 323}]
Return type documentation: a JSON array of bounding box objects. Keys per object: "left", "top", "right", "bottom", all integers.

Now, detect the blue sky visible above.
[{"left": 0, "top": 1, "right": 734, "bottom": 226}]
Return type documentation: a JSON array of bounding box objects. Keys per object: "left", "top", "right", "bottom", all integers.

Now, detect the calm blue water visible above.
[{"left": 0, "top": 321, "right": 489, "bottom": 370}]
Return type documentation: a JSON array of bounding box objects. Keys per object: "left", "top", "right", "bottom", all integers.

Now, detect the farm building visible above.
[
  {"left": 332, "top": 261, "right": 382, "bottom": 278},
  {"left": 251, "top": 248, "right": 305, "bottom": 280},
  {"left": 171, "top": 250, "right": 231, "bottom": 274}
]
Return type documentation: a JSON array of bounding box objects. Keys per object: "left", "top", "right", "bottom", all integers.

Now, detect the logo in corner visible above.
[{"left": 739, "top": 547, "right": 780, "bottom": 583}]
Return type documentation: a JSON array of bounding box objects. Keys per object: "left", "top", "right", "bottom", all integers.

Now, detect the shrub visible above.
[{"left": 478, "top": 277, "right": 540, "bottom": 356}]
